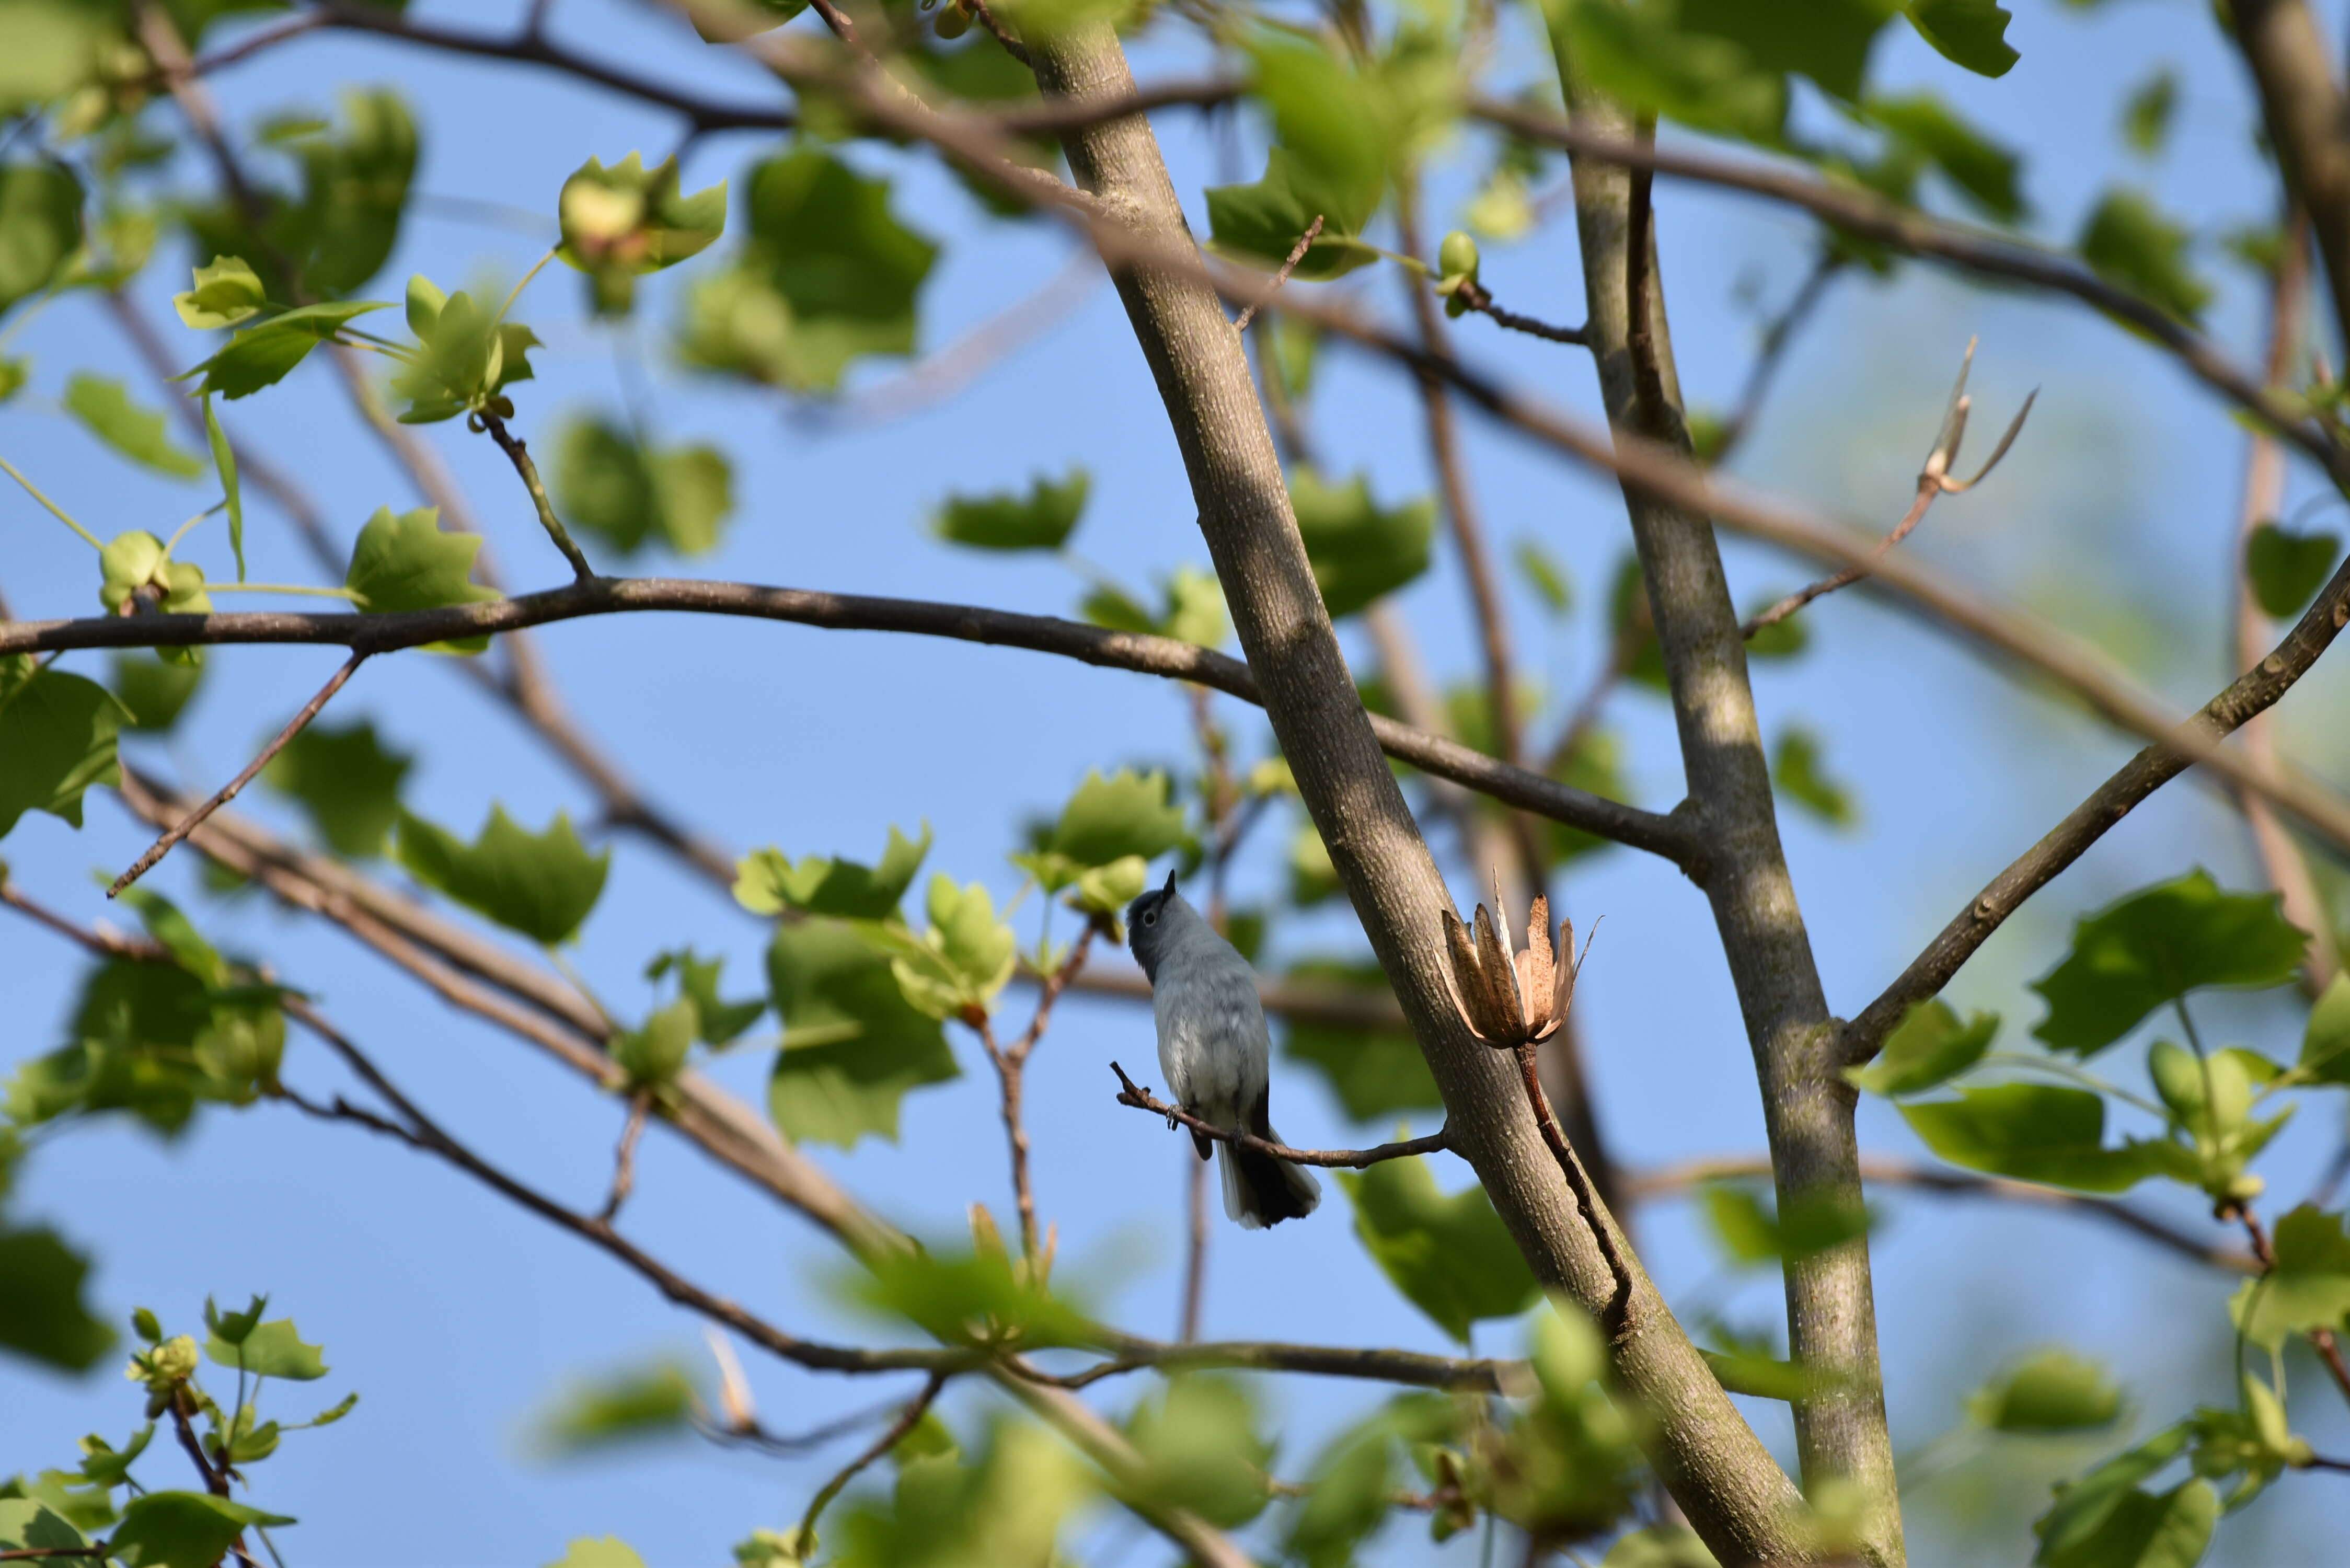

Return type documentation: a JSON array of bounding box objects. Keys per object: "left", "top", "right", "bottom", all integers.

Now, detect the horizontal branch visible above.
[
  {"left": 1622, "top": 1156, "right": 2257, "bottom": 1275},
  {"left": 2, "top": 578, "right": 1697, "bottom": 867},
  {"left": 1108, "top": 1062, "right": 1449, "bottom": 1168}
]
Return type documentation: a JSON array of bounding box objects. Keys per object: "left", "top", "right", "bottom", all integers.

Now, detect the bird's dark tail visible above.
[{"left": 1218, "top": 1089, "right": 1321, "bottom": 1229}]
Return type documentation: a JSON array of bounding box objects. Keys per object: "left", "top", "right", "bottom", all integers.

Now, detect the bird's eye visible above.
[{"left": 1142, "top": 910, "right": 1157, "bottom": 926}]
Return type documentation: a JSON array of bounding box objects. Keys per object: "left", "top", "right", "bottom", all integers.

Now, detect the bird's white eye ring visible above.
[{"left": 1142, "top": 910, "right": 1157, "bottom": 925}]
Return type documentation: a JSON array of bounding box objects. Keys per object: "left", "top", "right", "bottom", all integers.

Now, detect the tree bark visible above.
[
  {"left": 1025, "top": 20, "right": 1813, "bottom": 1563},
  {"left": 1547, "top": 41, "right": 1902, "bottom": 1568}
]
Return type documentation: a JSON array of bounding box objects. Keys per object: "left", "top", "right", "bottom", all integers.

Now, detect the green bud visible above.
[
  {"left": 131, "top": 1307, "right": 162, "bottom": 1343},
  {"left": 2148, "top": 1040, "right": 2204, "bottom": 1123},
  {"left": 1438, "top": 229, "right": 1480, "bottom": 282},
  {"left": 2225, "top": 1171, "right": 2266, "bottom": 1203},
  {"left": 158, "top": 560, "right": 210, "bottom": 615},
  {"left": 99, "top": 530, "right": 167, "bottom": 612},
  {"left": 2203, "top": 1050, "right": 2252, "bottom": 1134}
]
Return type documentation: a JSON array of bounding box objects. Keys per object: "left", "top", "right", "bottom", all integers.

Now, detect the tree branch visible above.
[
  {"left": 796, "top": 1371, "right": 952, "bottom": 1552},
  {"left": 4, "top": 580, "right": 1694, "bottom": 864},
  {"left": 1109, "top": 1062, "right": 1450, "bottom": 1167},
  {"left": 1710, "top": 250, "right": 1845, "bottom": 467},
  {"left": 477, "top": 410, "right": 596, "bottom": 581}
]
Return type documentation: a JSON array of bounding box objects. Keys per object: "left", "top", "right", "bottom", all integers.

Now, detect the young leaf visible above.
[
  {"left": 1123, "top": 1376, "right": 1273, "bottom": 1529},
  {"left": 1966, "top": 1347, "right": 2124, "bottom": 1432},
  {"left": 1206, "top": 147, "right": 1384, "bottom": 281},
  {"left": 200, "top": 395, "right": 243, "bottom": 580},
  {"left": 0, "top": 659, "right": 126, "bottom": 839},
  {"left": 2078, "top": 188, "right": 2209, "bottom": 323},
  {"left": 1897, "top": 1084, "right": 2152, "bottom": 1192},
  {"left": 0, "top": 164, "right": 85, "bottom": 315},
  {"left": 2033, "top": 1478, "right": 2215, "bottom": 1568},
  {"left": 2301, "top": 973, "right": 2350, "bottom": 1085},
  {"left": 882, "top": 874, "right": 1017, "bottom": 1020},
  {"left": 61, "top": 375, "right": 206, "bottom": 479},
  {"left": 2244, "top": 522, "right": 2341, "bottom": 619},
  {"left": 0, "top": 1226, "right": 114, "bottom": 1372},
  {"left": 1047, "top": 769, "right": 1187, "bottom": 869},
  {"left": 934, "top": 468, "right": 1089, "bottom": 552},
  {"left": 543, "top": 1540, "right": 647, "bottom": 1568},
  {"left": 1864, "top": 93, "right": 2026, "bottom": 223},
  {"left": 395, "top": 806, "right": 611, "bottom": 945},
  {"left": 180, "top": 301, "right": 394, "bottom": 400},
  {"left": 202, "top": 1317, "right": 327, "bottom": 1380},
  {"left": 2031, "top": 871, "right": 2306, "bottom": 1055},
  {"left": 734, "top": 824, "right": 931, "bottom": 919},
  {"left": 1845, "top": 999, "right": 1997, "bottom": 1097},
  {"left": 2030, "top": 1424, "right": 2193, "bottom": 1564},
  {"left": 342, "top": 505, "right": 501, "bottom": 652},
  {"left": 1339, "top": 1151, "right": 1540, "bottom": 1343},
  {"left": 1905, "top": 0, "right": 2019, "bottom": 79},
  {"left": 263, "top": 719, "right": 411, "bottom": 857},
  {"left": 2122, "top": 68, "right": 2179, "bottom": 158},
  {"left": 108, "top": 1492, "right": 294, "bottom": 1568},
  {"left": 1770, "top": 726, "right": 1857, "bottom": 827},
  {"left": 613, "top": 996, "right": 698, "bottom": 1086},
  {"left": 551, "top": 417, "right": 734, "bottom": 557},
  {"left": 766, "top": 917, "right": 957, "bottom": 1147},
  {"left": 107, "top": 652, "right": 203, "bottom": 732},
  {"left": 172, "top": 256, "right": 267, "bottom": 330},
  {"left": 532, "top": 1361, "right": 697, "bottom": 1456},
  {"left": 556, "top": 153, "right": 727, "bottom": 315},
  {"left": 644, "top": 949, "right": 765, "bottom": 1044},
  {"left": 1291, "top": 469, "right": 1435, "bottom": 618},
  {"left": 2227, "top": 1204, "right": 2350, "bottom": 1352}
]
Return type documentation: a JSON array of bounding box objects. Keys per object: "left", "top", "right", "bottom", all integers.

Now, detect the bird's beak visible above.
[{"left": 1161, "top": 867, "right": 1178, "bottom": 898}]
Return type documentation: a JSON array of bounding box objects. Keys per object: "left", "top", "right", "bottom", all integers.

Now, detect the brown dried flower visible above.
[{"left": 1438, "top": 887, "right": 1595, "bottom": 1050}]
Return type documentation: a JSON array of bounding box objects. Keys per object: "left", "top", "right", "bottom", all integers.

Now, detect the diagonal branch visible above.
[{"left": 1109, "top": 1062, "right": 1450, "bottom": 1167}]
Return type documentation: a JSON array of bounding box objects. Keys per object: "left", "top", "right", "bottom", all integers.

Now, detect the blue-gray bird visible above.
[{"left": 1126, "top": 870, "right": 1321, "bottom": 1228}]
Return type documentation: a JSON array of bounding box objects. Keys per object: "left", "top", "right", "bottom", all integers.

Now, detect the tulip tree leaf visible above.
[
  {"left": 1897, "top": 1085, "right": 2152, "bottom": 1193},
  {"left": 934, "top": 469, "right": 1089, "bottom": 552},
  {"left": 202, "top": 1317, "right": 327, "bottom": 1380},
  {"left": 1906, "top": 0, "right": 2019, "bottom": 79},
  {"left": 646, "top": 949, "right": 766, "bottom": 1045},
  {"left": 2078, "top": 188, "right": 2209, "bottom": 324},
  {"left": 2228, "top": 1204, "right": 2350, "bottom": 1352},
  {"left": 2123, "top": 69, "right": 2179, "bottom": 158},
  {"left": 107, "top": 652, "right": 204, "bottom": 732},
  {"left": 2031, "top": 871, "right": 2307, "bottom": 1055},
  {"left": 1865, "top": 92, "right": 2026, "bottom": 222},
  {"left": 2302, "top": 974, "right": 2350, "bottom": 1085},
  {"left": 0, "top": 659, "right": 125, "bottom": 839},
  {"left": 1770, "top": 725, "right": 1856, "bottom": 827},
  {"left": 1674, "top": 0, "right": 1896, "bottom": 102},
  {"left": 61, "top": 375, "right": 205, "bottom": 478},
  {"left": 0, "top": 1226, "right": 114, "bottom": 1372},
  {"left": 766, "top": 917, "right": 957, "bottom": 1148},
  {"left": 0, "top": 163, "right": 84, "bottom": 316},
  {"left": 1281, "top": 961, "right": 1442, "bottom": 1120},
  {"left": 109, "top": 1493, "right": 295, "bottom": 1568},
  {"left": 1340, "top": 1152, "right": 1539, "bottom": 1343},
  {"left": 2245, "top": 523, "right": 2341, "bottom": 620},
  {"left": 543, "top": 1540, "right": 648, "bottom": 1568},
  {"left": 1966, "top": 1347, "right": 2124, "bottom": 1432},
  {"left": 2030, "top": 1425, "right": 2195, "bottom": 1565},
  {"left": 263, "top": 719, "right": 411, "bottom": 857},
  {"left": 1123, "top": 1376, "right": 1274, "bottom": 1529},
  {"left": 1551, "top": 0, "right": 1788, "bottom": 143},
  {"left": 533, "top": 1361, "right": 697, "bottom": 1456},
  {"left": 342, "top": 505, "right": 500, "bottom": 652},
  {"left": 879, "top": 875, "right": 1018, "bottom": 1020},
  {"left": 174, "top": 256, "right": 266, "bottom": 329},
  {"left": 395, "top": 806, "right": 610, "bottom": 945},
  {"left": 2032, "top": 1477, "right": 2215, "bottom": 1568},
  {"left": 1845, "top": 1000, "right": 1997, "bottom": 1098},
  {"left": 613, "top": 996, "right": 697, "bottom": 1086},
  {"left": 1291, "top": 469, "right": 1434, "bottom": 619},
  {"left": 551, "top": 416, "right": 734, "bottom": 557},
  {"left": 734, "top": 824, "right": 930, "bottom": 920},
  {"left": 1048, "top": 769, "right": 1188, "bottom": 868},
  {"left": 0, "top": 1497, "right": 92, "bottom": 1551}
]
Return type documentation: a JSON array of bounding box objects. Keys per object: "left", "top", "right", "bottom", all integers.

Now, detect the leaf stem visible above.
[
  {"left": 494, "top": 246, "right": 560, "bottom": 328},
  {"left": 477, "top": 408, "right": 595, "bottom": 580},
  {"left": 208, "top": 583, "right": 361, "bottom": 599},
  {"left": 1976, "top": 1051, "right": 2171, "bottom": 1121},
  {"left": 163, "top": 499, "right": 229, "bottom": 556},
  {"left": 1, "top": 454, "right": 104, "bottom": 549}
]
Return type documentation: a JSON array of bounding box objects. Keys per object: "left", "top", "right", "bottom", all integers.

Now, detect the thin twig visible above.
[
  {"left": 477, "top": 410, "right": 596, "bottom": 581},
  {"left": 1109, "top": 1062, "right": 1449, "bottom": 1167},
  {"left": 598, "top": 1088, "right": 654, "bottom": 1223},
  {"left": 1742, "top": 477, "right": 1939, "bottom": 638},
  {"left": 965, "top": 0, "right": 1032, "bottom": 66},
  {"left": 1710, "top": 251, "right": 1844, "bottom": 465},
  {"left": 109, "top": 652, "right": 368, "bottom": 897},
  {"left": 1447, "top": 278, "right": 1590, "bottom": 345},
  {"left": 795, "top": 1372, "right": 952, "bottom": 1550},
  {"left": 2235, "top": 1205, "right": 2350, "bottom": 1408},
  {"left": 1513, "top": 1041, "right": 1632, "bottom": 1334},
  {"left": 1231, "top": 215, "right": 1323, "bottom": 332},
  {"left": 981, "top": 926, "right": 1100, "bottom": 1259}
]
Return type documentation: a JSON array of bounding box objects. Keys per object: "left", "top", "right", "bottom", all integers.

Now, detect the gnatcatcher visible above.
[{"left": 1126, "top": 869, "right": 1321, "bottom": 1228}]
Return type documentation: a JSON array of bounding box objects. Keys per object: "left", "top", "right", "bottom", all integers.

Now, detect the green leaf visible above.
[
  {"left": 1771, "top": 725, "right": 1856, "bottom": 826},
  {"left": 0, "top": 1226, "right": 113, "bottom": 1371},
  {"left": 395, "top": 806, "right": 610, "bottom": 945},
  {"left": 881, "top": 874, "right": 1017, "bottom": 1020},
  {"left": 0, "top": 660, "right": 124, "bottom": 839},
  {"left": 1697, "top": 1183, "right": 1870, "bottom": 1266},
  {"left": 1206, "top": 148, "right": 1384, "bottom": 281},
  {"left": 1845, "top": 999, "right": 1997, "bottom": 1097},
  {"left": 543, "top": 1538, "right": 648, "bottom": 1568},
  {"left": 1124, "top": 1376, "right": 1272, "bottom": 1529},
  {"left": 1291, "top": 469, "right": 1435, "bottom": 619},
  {"left": 1864, "top": 92, "right": 2025, "bottom": 222},
  {"left": 1967, "top": 1347, "right": 2124, "bottom": 1432},
  {"left": 1514, "top": 537, "right": 1572, "bottom": 617},
  {"left": 0, "top": 356, "right": 26, "bottom": 401},
  {"left": 0, "top": 163, "right": 84, "bottom": 316},
  {"left": 295, "top": 89, "right": 419, "bottom": 297},
  {"left": 2229, "top": 1204, "right": 2350, "bottom": 1352},
  {"left": 2244, "top": 522, "right": 2340, "bottom": 619},
  {"left": 76, "top": 1423, "right": 155, "bottom": 1487},
  {"left": 0, "top": 1498, "right": 93, "bottom": 1553},
  {"left": 1551, "top": 1, "right": 1787, "bottom": 143},
  {"left": 824, "top": 1417, "right": 1085, "bottom": 1567},
  {"left": 2123, "top": 68, "right": 2178, "bottom": 158},
  {"left": 1281, "top": 961, "right": 1440, "bottom": 1121},
  {"left": 679, "top": 147, "right": 937, "bottom": 393},
  {"left": 734, "top": 824, "right": 930, "bottom": 920},
  {"left": 2302, "top": 973, "right": 2350, "bottom": 1085},
  {"left": 1898, "top": 1084, "right": 2152, "bottom": 1193},
  {"left": 533, "top": 1361, "right": 697, "bottom": 1457},
  {"left": 387, "top": 284, "right": 537, "bottom": 422},
  {"left": 934, "top": 469, "right": 1088, "bottom": 552},
  {"left": 107, "top": 652, "right": 202, "bottom": 732},
  {"left": 61, "top": 375, "right": 205, "bottom": 479},
  {"left": 1905, "top": 0, "right": 2018, "bottom": 79},
  {"left": 202, "top": 1317, "right": 327, "bottom": 1380},
  {"left": 556, "top": 153, "right": 726, "bottom": 315},
  {"left": 646, "top": 949, "right": 766, "bottom": 1045},
  {"left": 550, "top": 416, "right": 734, "bottom": 558},
  {"left": 342, "top": 505, "right": 500, "bottom": 652},
  {"left": 109, "top": 1492, "right": 294, "bottom": 1568},
  {"left": 172, "top": 256, "right": 266, "bottom": 330},
  {"left": 1047, "top": 769, "right": 1186, "bottom": 869},
  {"left": 766, "top": 918, "right": 958, "bottom": 1148},
  {"left": 2031, "top": 871, "right": 2307, "bottom": 1055},
  {"left": 1340, "top": 1151, "right": 1539, "bottom": 1343},
  {"left": 2078, "top": 188, "right": 2209, "bottom": 324},
  {"left": 613, "top": 996, "right": 698, "bottom": 1086},
  {"left": 2032, "top": 1424, "right": 2193, "bottom": 1565},
  {"left": 204, "top": 1293, "right": 266, "bottom": 1346},
  {"left": 2036, "top": 1479, "right": 2215, "bottom": 1568},
  {"left": 201, "top": 395, "right": 243, "bottom": 579},
  {"left": 1674, "top": 0, "right": 1898, "bottom": 102},
  {"left": 263, "top": 719, "right": 411, "bottom": 857}
]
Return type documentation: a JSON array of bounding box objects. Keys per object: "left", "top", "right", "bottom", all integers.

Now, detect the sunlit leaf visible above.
[
  {"left": 109, "top": 1492, "right": 293, "bottom": 1568},
  {"left": 2228, "top": 1204, "right": 2350, "bottom": 1352},
  {"left": 1898, "top": 1084, "right": 2153, "bottom": 1193},
  {"left": 1906, "top": 0, "right": 2018, "bottom": 79},
  {"left": 0, "top": 658, "right": 125, "bottom": 839},
  {"left": 1291, "top": 468, "right": 1435, "bottom": 618},
  {"left": 2031, "top": 871, "right": 2306, "bottom": 1055},
  {"left": 532, "top": 1361, "right": 697, "bottom": 1457},
  {"left": 396, "top": 806, "right": 610, "bottom": 944},
  {"left": 552, "top": 415, "right": 734, "bottom": 557},
  {"left": 1845, "top": 999, "right": 1997, "bottom": 1097},
  {"left": 767, "top": 917, "right": 957, "bottom": 1148},
  {"left": 264, "top": 719, "right": 410, "bottom": 857},
  {"left": 342, "top": 505, "right": 500, "bottom": 652},
  {"left": 202, "top": 1317, "right": 327, "bottom": 1380},
  {"left": 734, "top": 824, "right": 930, "bottom": 920},
  {"left": 934, "top": 469, "right": 1088, "bottom": 552},
  {"left": 557, "top": 153, "right": 725, "bottom": 315},
  {"left": 1340, "top": 1151, "right": 1539, "bottom": 1343}
]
